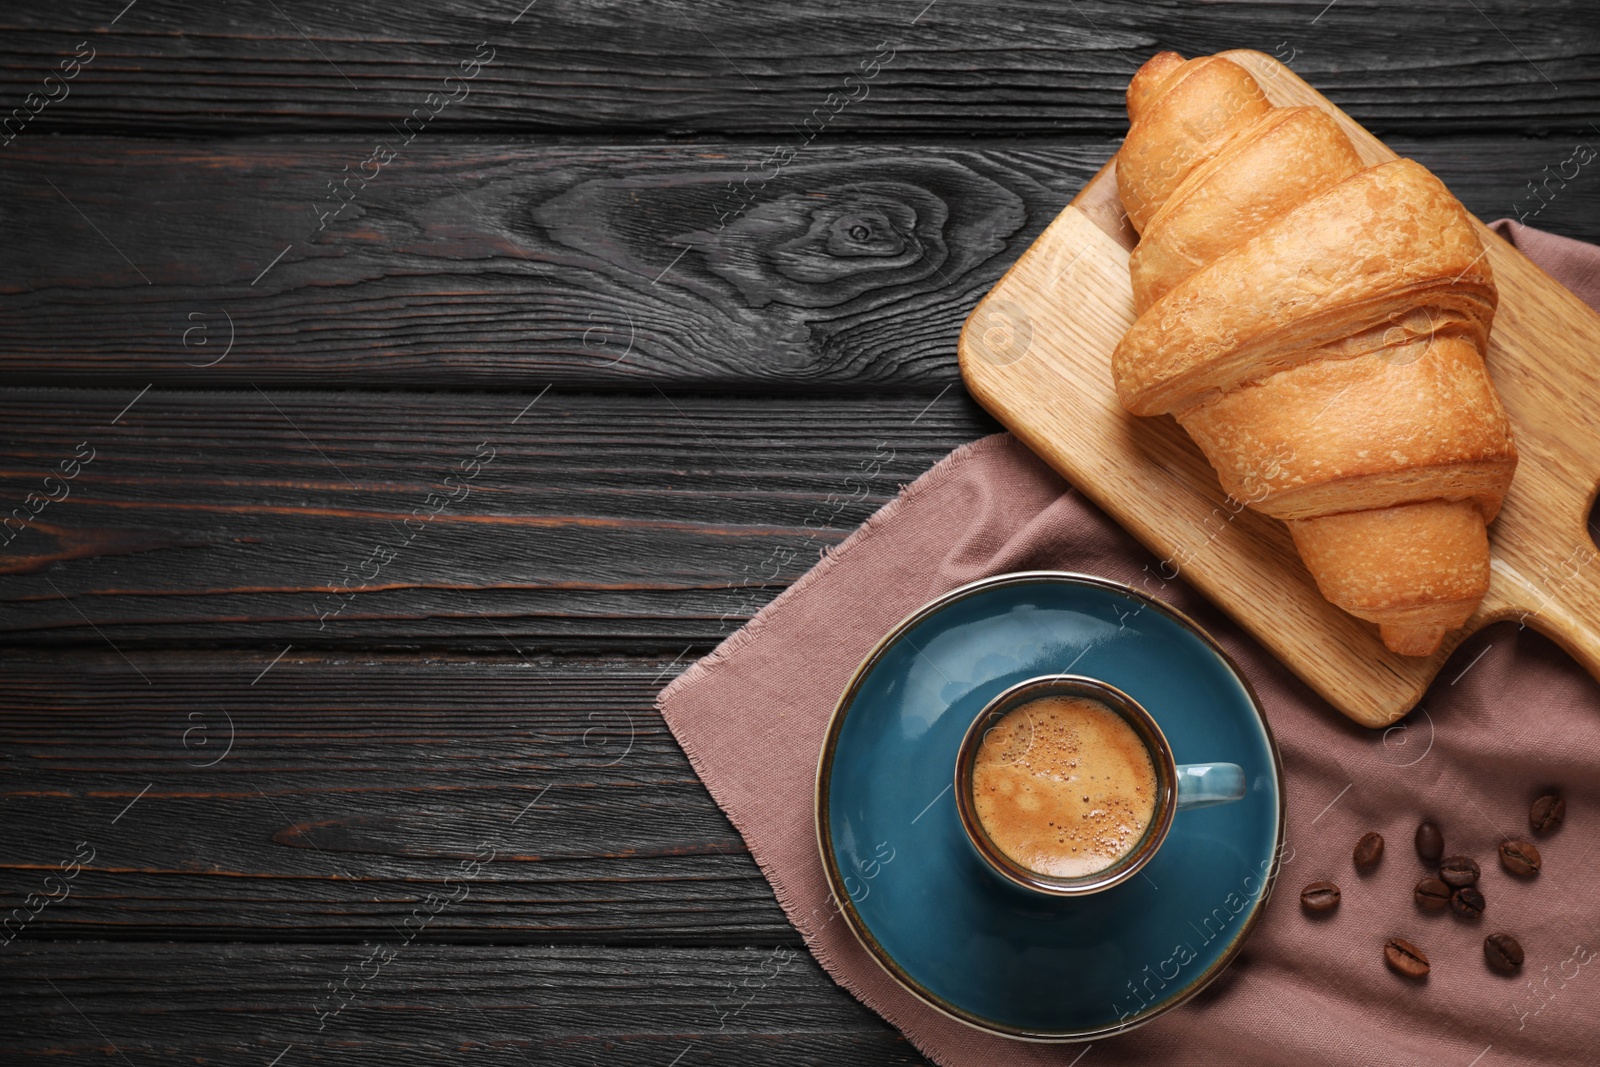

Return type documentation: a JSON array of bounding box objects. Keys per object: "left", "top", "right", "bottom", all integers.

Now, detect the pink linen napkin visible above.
[{"left": 658, "top": 221, "right": 1600, "bottom": 1066}]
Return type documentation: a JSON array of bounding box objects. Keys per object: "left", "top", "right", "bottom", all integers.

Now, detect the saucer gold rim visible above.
[{"left": 813, "top": 569, "right": 1286, "bottom": 1042}]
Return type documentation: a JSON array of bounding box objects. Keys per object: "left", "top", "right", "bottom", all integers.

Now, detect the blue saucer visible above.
[{"left": 815, "top": 572, "right": 1284, "bottom": 1041}]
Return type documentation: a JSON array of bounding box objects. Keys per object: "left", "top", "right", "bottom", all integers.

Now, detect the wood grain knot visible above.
[
  {"left": 537, "top": 160, "right": 1026, "bottom": 322},
  {"left": 679, "top": 181, "right": 951, "bottom": 309}
]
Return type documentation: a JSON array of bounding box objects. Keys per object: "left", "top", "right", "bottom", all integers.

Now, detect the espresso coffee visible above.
[{"left": 970, "top": 695, "right": 1158, "bottom": 878}]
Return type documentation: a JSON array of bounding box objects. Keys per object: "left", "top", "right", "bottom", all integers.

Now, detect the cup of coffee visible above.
[{"left": 954, "top": 674, "right": 1245, "bottom": 896}]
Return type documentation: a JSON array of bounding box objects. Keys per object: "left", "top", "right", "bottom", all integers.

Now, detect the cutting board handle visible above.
[{"left": 1504, "top": 507, "right": 1600, "bottom": 678}]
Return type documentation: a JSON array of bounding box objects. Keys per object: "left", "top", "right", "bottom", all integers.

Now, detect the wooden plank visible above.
[
  {"left": 0, "top": 649, "right": 802, "bottom": 942},
  {"left": 0, "top": 1, "right": 1593, "bottom": 135},
  {"left": 0, "top": 139, "right": 1081, "bottom": 388},
  {"left": 0, "top": 389, "right": 988, "bottom": 647},
  {"left": 1, "top": 137, "right": 1595, "bottom": 388},
  {"left": 3, "top": 941, "right": 928, "bottom": 1065},
  {"left": 959, "top": 51, "right": 1600, "bottom": 726}
]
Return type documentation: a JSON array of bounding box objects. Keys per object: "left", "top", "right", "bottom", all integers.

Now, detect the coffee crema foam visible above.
[{"left": 971, "top": 695, "right": 1158, "bottom": 878}]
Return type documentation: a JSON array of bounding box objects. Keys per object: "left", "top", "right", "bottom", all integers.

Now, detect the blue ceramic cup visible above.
[{"left": 954, "top": 673, "right": 1246, "bottom": 897}]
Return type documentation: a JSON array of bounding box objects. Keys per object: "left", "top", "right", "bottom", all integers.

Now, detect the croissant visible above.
[{"left": 1112, "top": 52, "right": 1517, "bottom": 657}]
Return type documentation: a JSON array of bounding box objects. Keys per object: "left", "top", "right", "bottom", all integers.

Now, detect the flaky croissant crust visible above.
[{"left": 1111, "top": 53, "right": 1517, "bottom": 657}]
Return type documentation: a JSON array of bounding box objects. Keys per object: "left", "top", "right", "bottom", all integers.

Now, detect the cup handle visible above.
[{"left": 1174, "top": 763, "right": 1246, "bottom": 811}]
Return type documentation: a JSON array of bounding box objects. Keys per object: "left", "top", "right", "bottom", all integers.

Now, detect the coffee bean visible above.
[
  {"left": 1300, "top": 881, "right": 1341, "bottom": 913},
  {"left": 1500, "top": 839, "right": 1542, "bottom": 877},
  {"left": 1414, "top": 876, "right": 1451, "bottom": 911},
  {"left": 1530, "top": 794, "right": 1565, "bottom": 835},
  {"left": 1415, "top": 820, "right": 1444, "bottom": 863},
  {"left": 1485, "top": 933, "right": 1525, "bottom": 975},
  {"left": 1384, "top": 937, "right": 1430, "bottom": 979},
  {"left": 1450, "top": 885, "right": 1486, "bottom": 920},
  {"left": 1353, "top": 831, "right": 1385, "bottom": 870},
  {"left": 1439, "top": 855, "right": 1480, "bottom": 887}
]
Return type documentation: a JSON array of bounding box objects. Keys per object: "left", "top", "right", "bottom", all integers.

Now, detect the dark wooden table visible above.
[{"left": 2, "top": 3, "right": 1596, "bottom": 1062}]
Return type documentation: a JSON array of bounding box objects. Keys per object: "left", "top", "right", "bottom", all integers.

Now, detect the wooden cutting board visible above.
[{"left": 959, "top": 49, "right": 1600, "bottom": 728}]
